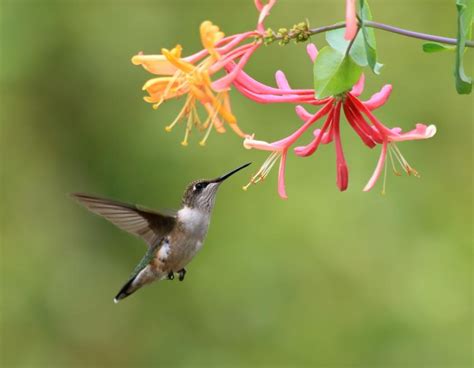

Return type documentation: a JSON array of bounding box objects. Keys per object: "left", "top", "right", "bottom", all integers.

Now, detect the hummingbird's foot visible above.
[
  {"left": 178, "top": 268, "right": 187, "bottom": 282},
  {"left": 167, "top": 272, "right": 174, "bottom": 280}
]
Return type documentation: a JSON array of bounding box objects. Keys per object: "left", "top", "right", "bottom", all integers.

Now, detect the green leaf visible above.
[
  {"left": 314, "top": 46, "right": 363, "bottom": 99},
  {"left": 422, "top": 42, "right": 455, "bottom": 53},
  {"left": 374, "top": 62, "right": 383, "bottom": 74},
  {"left": 455, "top": 0, "right": 473, "bottom": 94},
  {"left": 326, "top": 28, "right": 368, "bottom": 67},
  {"left": 359, "top": 0, "right": 381, "bottom": 74}
]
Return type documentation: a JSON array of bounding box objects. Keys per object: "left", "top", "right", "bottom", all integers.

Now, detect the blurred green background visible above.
[{"left": 1, "top": 0, "right": 472, "bottom": 367}]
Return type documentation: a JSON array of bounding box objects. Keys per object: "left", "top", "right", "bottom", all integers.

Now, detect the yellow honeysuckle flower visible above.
[{"left": 132, "top": 22, "right": 246, "bottom": 146}]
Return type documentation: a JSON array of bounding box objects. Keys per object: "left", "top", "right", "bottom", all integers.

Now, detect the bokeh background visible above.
[{"left": 1, "top": 0, "right": 473, "bottom": 367}]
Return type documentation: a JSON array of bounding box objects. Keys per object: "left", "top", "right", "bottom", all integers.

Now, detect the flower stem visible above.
[
  {"left": 345, "top": 27, "right": 360, "bottom": 57},
  {"left": 364, "top": 20, "right": 473, "bottom": 47},
  {"left": 272, "top": 21, "right": 474, "bottom": 48}
]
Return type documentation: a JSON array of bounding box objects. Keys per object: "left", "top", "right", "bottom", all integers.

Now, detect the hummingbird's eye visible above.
[{"left": 193, "top": 182, "right": 207, "bottom": 192}]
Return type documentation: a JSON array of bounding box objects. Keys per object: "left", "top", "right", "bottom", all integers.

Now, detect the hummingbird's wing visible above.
[{"left": 72, "top": 193, "right": 176, "bottom": 247}]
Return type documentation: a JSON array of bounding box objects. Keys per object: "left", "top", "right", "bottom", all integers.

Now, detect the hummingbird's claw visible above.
[
  {"left": 168, "top": 272, "right": 175, "bottom": 280},
  {"left": 178, "top": 268, "right": 187, "bottom": 282}
]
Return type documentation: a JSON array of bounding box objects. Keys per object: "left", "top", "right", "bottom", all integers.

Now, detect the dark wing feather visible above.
[{"left": 71, "top": 193, "right": 176, "bottom": 247}]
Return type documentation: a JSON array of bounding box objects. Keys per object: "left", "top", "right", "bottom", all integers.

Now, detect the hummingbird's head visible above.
[{"left": 182, "top": 162, "right": 251, "bottom": 211}]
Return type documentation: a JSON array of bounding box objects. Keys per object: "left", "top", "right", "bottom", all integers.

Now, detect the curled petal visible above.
[
  {"left": 344, "top": 0, "right": 358, "bottom": 41},
  {"left": 363, "top": 84, "right": 392, "bottom": 110},
  {"left": 314, "top": 128, "right": 333, "bottom": 144},
  {"left": 350, "top": 74, "right": 365, "bottom": 97},
  {"left": 275, "top": 70, "right": 291, "bottom": 89},
  {"left": 306, "top": 43, "right": 318, "bottom": 63},
  {"left": 162, "top": 47, "right": 194, "bottom": 73},
  {"left": 200, "top": 21, "right": 225, "bottom": 46},
  {"left": 131, "top": 53, "right": 178, "bottom": 75},
  {"left": 200, "top": 21, "right": 225, "bottom": 58},
  {"left": 295, "top": 105, "right": 314, "bottom": 122},
  {"left": 363, "top": 140, "right": 388, "bottom": 192},
  {"left": 390, "top": 124, "right": 437, "bottom": 142},
  {"left": 244, "top": 135, "right": 282, "bottom": 151}
]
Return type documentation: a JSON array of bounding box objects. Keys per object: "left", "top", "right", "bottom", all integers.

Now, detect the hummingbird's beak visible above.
[{"left": 213, "top": 162, "right": 252, "bottom": 183}]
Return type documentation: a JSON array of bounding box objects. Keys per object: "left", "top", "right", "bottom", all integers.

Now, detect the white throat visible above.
[{"left": 177, "top": 206, "right": 210, "bottom": 238}]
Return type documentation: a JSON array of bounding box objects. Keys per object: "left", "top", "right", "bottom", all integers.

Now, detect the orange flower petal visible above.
[
  {"left": 131, "top": 54, "right": 177, "bottom": 75},
  {"left": 162, "top": 47, "right": 195, "bottom": 73}
]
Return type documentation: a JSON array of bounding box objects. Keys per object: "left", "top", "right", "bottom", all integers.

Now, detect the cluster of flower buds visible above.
[{"left": 132, "top": 0, "right": 436, "bottom": 198}]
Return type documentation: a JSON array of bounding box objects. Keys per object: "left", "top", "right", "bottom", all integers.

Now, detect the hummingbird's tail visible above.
[
  {"left": 114, "top": 270, "right": 152, "bottom": 304},
  {"left": 114, "top": 242, "right": 164, "bottom": 303},
  {"left": 113, "top": 275, "right": 143, "bottom": 303},
  {"left": 113, "top": 263, "right": 162, "bottom": 303}
]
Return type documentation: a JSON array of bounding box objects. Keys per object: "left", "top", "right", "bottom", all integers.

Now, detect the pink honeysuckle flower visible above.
[
  {"left": 231, "top": 43, "right": 436, "bottom": 197},
  {"left": 362, "top": 124, "right": 437, "bottom": 193},
  {"left": 345, "top": 95, "right": 437, "bottom": 192},
  {"left": 292, "top": 81, "right": 435, "bottom": 193},
  {"left": 345, "top": 0, "right": 358, "bottom": 40},
  {"left": 131, "top": 1, "right": 277, "bottom": 145},
  {"left": 243, "top": 102, "right": 334, "bottom": 199},
  {"left": 224, "top": 44, "right": 325, "bottom": 106}
]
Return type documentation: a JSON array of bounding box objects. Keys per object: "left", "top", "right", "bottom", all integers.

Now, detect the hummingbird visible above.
[{"left": 72, "top": 162, "right": 251, "bottom": 303}]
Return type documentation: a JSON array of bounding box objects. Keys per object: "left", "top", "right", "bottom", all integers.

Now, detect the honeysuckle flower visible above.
[
  {"left": 293, "top": 77, "right": 435, "bottom": 193},
  {"left": 133, "top": 25, "right": 248, "bottom": 146},
  {"left": 224, "top": 44, "right": 328, "bottom": 106},
  {"left": 345, "top": 0, "right": 358, "bottom": 40},
  {"left": 132, "top": 1, "right": 277, "bottom": 146},
  {"left": 346, "top": 95, "right": 437, "bottom": 192},
  {"left": 235, "top": 43, "right": 436, "bottom": 197},
  {"left": 243, "top": 102, "right": 334, "bottom": 198}
]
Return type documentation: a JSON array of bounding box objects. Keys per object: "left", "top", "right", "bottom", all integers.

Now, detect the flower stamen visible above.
[
  {"left": 390, "top": 143, "right": 420, "bottom": 177},
  {"left": 181, "top": 110, "right": 194, "bottom": 146},
  {"left": 243, "top": 151, "right": 281, "bottom": 190},
  {"left": 388, "top": 146, "right": 402, "bottom": 176},
  {"left": 162, "top": 70, "right": 183, "bottom": 100},
  {"left": 165, "top": 95, "right": 193, "bottom": 132},
  {"left": 199, "top": 101, "right": 221, "bottom": 146},
  {"left": 199, "top": 119, "right": 215, "bottom": 146}
]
